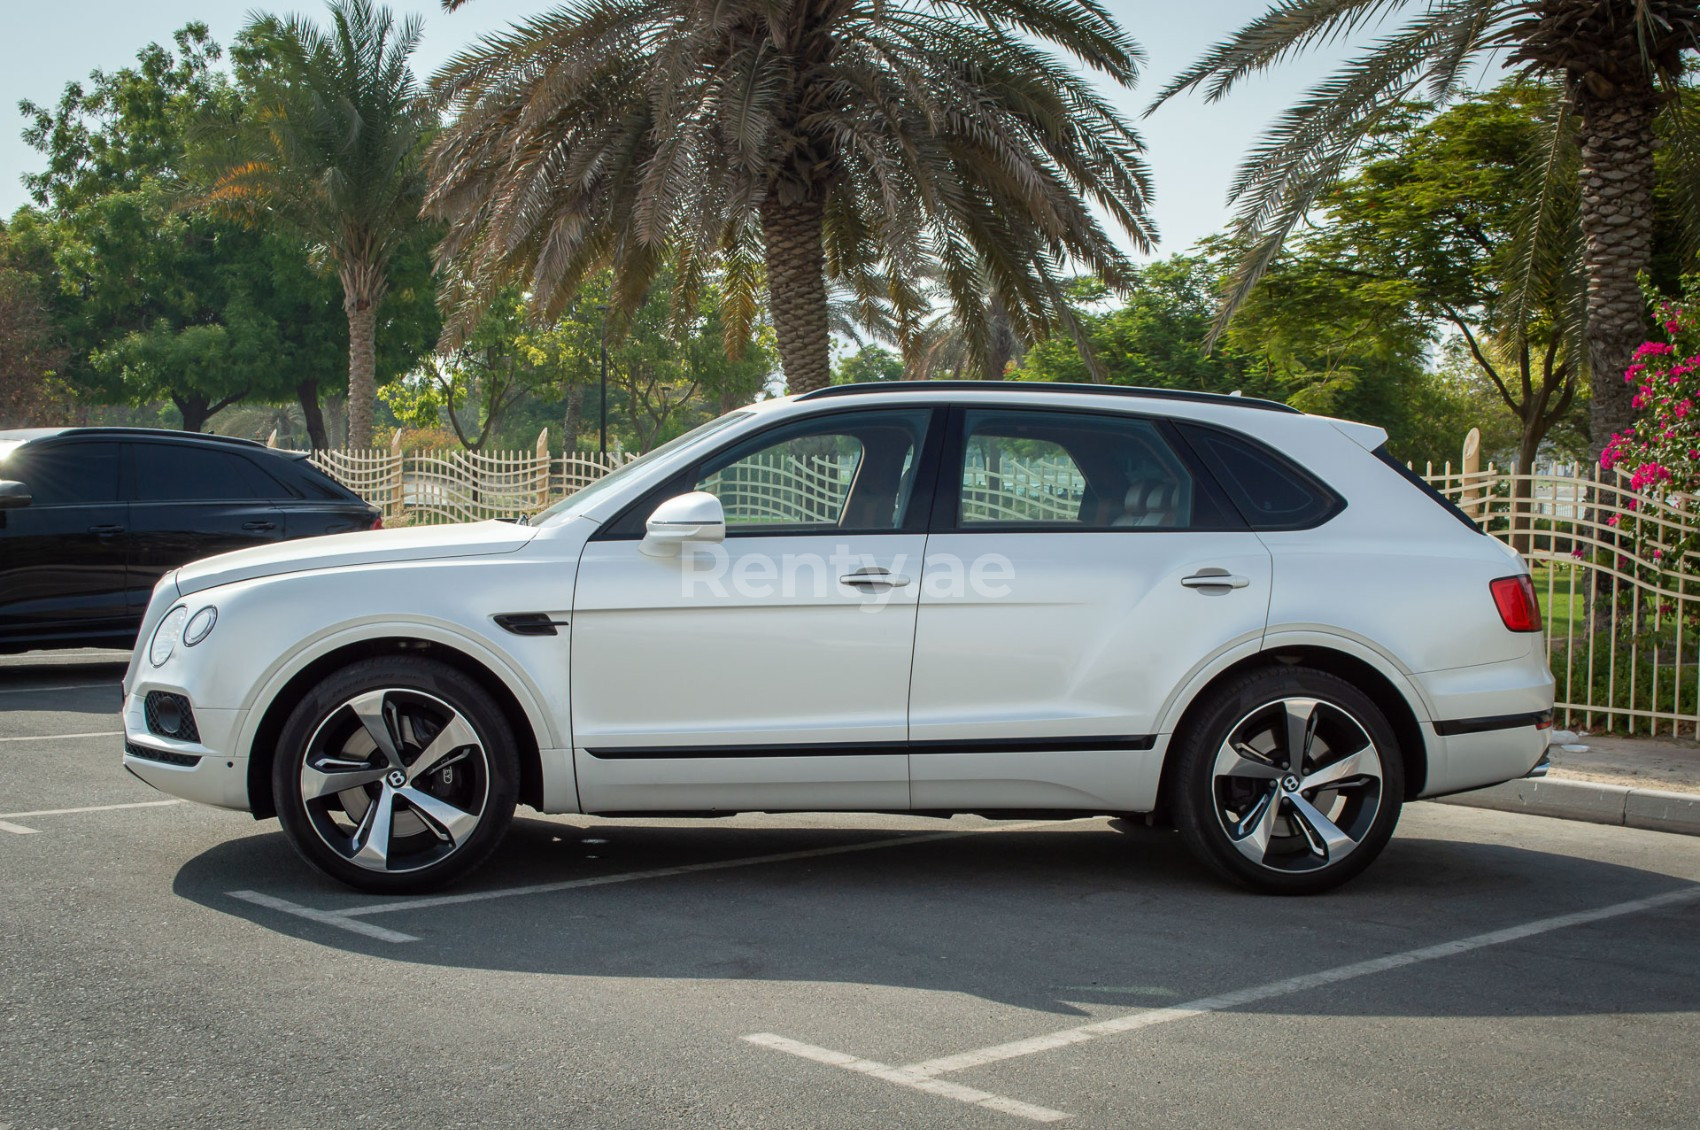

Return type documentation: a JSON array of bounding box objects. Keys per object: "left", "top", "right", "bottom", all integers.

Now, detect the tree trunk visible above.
[
  {"left": 564, "top": 383, "right": 583, "bottom": 452},
  {"left": 173, "top": 392, "right": 212, "bottom": 434},
  {"left": 297, "top": 379, "right": 329, "bottom": 451},
  {"left": 761, "top": 194, "right": 832, "bottom": 395},
  {"left": 1576, "top": 94, "right": 1658, "bottom": 459},
  {"left": 345, "top": 296, "right": 379, "bottom": 449}
]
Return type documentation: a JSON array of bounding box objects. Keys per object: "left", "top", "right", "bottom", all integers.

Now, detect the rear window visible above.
[
  {"left": 286, "top": 457, "right": 361, "bottom": 501},
  {"left": 133, "top": 444, "right": 291, "bottom": 502},
  {"left": 1177, "top": 424, "right": 1342, "bottom": 531}
]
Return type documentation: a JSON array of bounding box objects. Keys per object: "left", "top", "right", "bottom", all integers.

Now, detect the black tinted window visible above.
[
  {"left": 134, "top": 445, "right": 288, "bottom": 502},
  {"left": 6, "top": 443, "right": 120, "bottom": 506},
  {"left": 1179, "top": 425, "right": 1340, "bottom": 530}
]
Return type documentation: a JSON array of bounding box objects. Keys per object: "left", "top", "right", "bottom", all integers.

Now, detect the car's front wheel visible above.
[
  {"left": 272, "top": 656, "right": 518, "bottom": 893},
  {"left": 1170, "top": 667, "right": 1404, "bottom": 894}
]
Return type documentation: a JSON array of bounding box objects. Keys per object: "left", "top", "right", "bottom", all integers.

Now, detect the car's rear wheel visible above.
[
  {"left": 1171, "top": 667, "right": 1404, "bottom": 894},
  {"left": 272, "top": 657, "right": 517, "bottom": 893}
]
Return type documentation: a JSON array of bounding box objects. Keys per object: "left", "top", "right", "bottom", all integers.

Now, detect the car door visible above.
[
  {"left": 570, "top": 407, "right": 940, "bottom": 813},
  {"left": 906, "top": 406, "right": 1273, "bottom": 811},
  {"left": 124, "top": 441, "right": 288, "bottom": 614},
  {"left": 0, "top": 440, "right": 131, "bottom": 644}
]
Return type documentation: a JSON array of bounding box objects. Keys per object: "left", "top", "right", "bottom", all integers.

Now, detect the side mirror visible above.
[
  {"left": 0, "top": 481, "right": 32, "bottom": 510},
  {"left": 640, "top": 491, "right": 725, "bottom": 557}
]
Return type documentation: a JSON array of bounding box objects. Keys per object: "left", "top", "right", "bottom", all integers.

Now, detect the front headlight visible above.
[
  {"left": 183, "top": 606, "right": 218, "bottom": 647},
  {"left": 149, "top": 606, "right": 188, "bottom": 667}
]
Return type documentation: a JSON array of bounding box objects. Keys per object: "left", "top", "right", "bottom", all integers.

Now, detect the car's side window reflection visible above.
[
  {"left": 692, "top": 410, "right": 931, "bottom": 534},
  {"left": 955, "top": 410, "right": 1202, "bottom": 530},
  {"left": 4, "top": 444, "right": 121, "bottom": 507}
]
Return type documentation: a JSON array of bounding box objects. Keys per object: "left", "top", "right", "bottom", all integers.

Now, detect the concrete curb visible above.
[{"left": 1435, "top": 776, "right": 1700, "bottom": 836}]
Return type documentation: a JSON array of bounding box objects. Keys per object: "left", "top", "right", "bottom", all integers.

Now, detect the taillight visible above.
[
  {"left": 1490, "top": 575, "right": 1542, "bottom": 633},
  {"left": 370, "top": 515, "right": 384, "bottom": 530}
]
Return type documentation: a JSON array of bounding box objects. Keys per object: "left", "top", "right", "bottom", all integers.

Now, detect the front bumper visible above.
[{"left": 121, "top": 690, "right": 251, "bottom": 811}]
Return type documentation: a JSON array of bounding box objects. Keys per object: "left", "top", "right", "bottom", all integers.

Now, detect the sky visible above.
[{"left": 0, "top": 0, "right": 1371, "bottom": 257}]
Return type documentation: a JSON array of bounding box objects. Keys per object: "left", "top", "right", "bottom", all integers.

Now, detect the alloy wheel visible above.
[
  {"left": 1211, "top": 696, "right": 1385, "bottom": 874},
  {"left": 298, "top": 688, "right": 492, "bottom": 874}
]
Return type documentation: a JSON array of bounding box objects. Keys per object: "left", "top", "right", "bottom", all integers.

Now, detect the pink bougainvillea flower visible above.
[
  {"left": 1608, "top": 514, "right": 1621, "bottom": 526},
  {"left": 1635, "top": 341, "right": 1676, "bottom": 359}
]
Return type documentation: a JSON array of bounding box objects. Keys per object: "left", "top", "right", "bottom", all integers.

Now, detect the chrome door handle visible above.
[
  {"left": 1181, "top": 572, "right": 1249, "bottom": 590},
  {"left": 841, "top": 571, "right": 910, "bottom": 588}
]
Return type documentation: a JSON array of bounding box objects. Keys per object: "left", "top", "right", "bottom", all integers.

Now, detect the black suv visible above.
[{"left": 0, "top": 428, "right": 381, "bottom": 653}]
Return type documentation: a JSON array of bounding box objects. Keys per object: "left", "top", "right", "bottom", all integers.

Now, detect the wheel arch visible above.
[
  {"left": 1154, "top": 642, "right": 1432, "bottom": 816},
  {"left": 244, "top": 635, "right": 549, "bottom": 821}
]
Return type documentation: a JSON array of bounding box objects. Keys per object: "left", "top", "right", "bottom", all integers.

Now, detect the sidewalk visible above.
[{"left": 1436, "top": 731, "right": 1700, "bottom": 835}]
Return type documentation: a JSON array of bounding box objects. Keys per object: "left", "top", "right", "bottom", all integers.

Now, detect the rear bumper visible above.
[{"left": 1412, "top": 653, "right": 1555, "bottom": 798}]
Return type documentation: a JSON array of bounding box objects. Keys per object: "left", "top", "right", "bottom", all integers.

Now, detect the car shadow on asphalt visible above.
[{"left": 169, "top": 814, "right": 1700, "bottom": 1018}]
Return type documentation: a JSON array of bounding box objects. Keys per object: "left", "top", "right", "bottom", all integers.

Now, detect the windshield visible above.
[{"left": 533, "top": 411, "right": 755, "bottom": 527}]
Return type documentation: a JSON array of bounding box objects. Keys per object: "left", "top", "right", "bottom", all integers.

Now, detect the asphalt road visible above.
[{"left": 2, "top": 649, "right": 1697, "bottom": 1129}]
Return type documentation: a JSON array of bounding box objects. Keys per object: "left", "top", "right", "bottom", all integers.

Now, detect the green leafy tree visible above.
[
  {"left": 0, "top": 229, "right": 70, "bottom": 427},
  {"left": 209, "top": 0, "right": 433, "bottom": 447},
  {"left": 833, "top": 345, "right": 904, "bottom": 386},
  {"left": 17, "top": 25, "right": 313, "bottom": 431},
  {"left": 425, "top": 0, "right": 1155, "bottom": 395},
  {"left": 1154, "top": 0, "right": 1700, "bottom": 455},
  {"left": 1274, "top": 86, "right": 1595, "bottom": 471},
  {"left": 1013, "top": 254, "right": 1467, "bottom": 460},
  {"left": 1014, "top": 260, "right": 1255, "bottom": 392}
]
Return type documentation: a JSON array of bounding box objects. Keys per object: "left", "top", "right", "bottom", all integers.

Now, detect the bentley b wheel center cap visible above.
[{"left": 386, "top": 769, "right": 407, "bottom": 789}]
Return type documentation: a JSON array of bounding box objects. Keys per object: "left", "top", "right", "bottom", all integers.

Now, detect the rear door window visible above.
[
  {"left": 948, "top": 409, "right": 1237, "bottom": 530},
  {"left": 133, "top": 445, "right": 289, "bottom": 502}
]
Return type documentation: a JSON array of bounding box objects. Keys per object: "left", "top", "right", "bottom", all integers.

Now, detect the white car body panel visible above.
[
  {"left": 907, "top": 530, "right": 1271, "bottom": 810},
  {"left": 122, "top": 385, "right": 1554, "bottom": 851},
  {"left": 569, "top": 531, "right": 926, "bottom": 811}
]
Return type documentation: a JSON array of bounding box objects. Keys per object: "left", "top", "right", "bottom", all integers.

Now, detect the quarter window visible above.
[
  {"left": 692, "top": 410, "right": 931, "bottom": 534},
  {"left": 1177, "top": 424, "right": 1341, "bottom": 530},
  {"left": 953, "top": 410, "right": 1221, "bottom": 530}
]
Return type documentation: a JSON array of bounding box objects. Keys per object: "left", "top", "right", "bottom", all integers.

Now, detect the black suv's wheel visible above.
[
  {"left": 1171, "top": 667, "right": 1404, "bottom": 894},
  {"left": 272, "top": 656, "right": 518, "bottom": 894}
]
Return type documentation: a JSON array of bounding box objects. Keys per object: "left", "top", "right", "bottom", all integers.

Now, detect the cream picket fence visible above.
[
  {"left": 299, "top": 427, "right": 1700, "bottom": 736},
  {"left": 1423, "top": 453, "right": 1700, "bottom": 737}
]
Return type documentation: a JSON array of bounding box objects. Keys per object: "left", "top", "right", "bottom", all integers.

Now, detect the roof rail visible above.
[
  {"left": 794, "top": 380, "right": 1299, "bottom": 414},
  {"left": 46, "top": 427, "right": 269, "bottom": 448}
]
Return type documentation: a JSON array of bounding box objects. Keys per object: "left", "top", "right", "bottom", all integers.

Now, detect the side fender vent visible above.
[{"left": 493, "top": 612, "right": 569, "bottom": 637}]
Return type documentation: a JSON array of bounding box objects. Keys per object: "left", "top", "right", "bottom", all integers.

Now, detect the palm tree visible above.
[
  {"left": 1153, "top": 0, "right": 1700, "bottom": 454},
  {"left": 425, "top": 0, "right": 1154, "bottom": 394},
  {"left": 208, "top": 0, "right": 430, "bottom": 448}
]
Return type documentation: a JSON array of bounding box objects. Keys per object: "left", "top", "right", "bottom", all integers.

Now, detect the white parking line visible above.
[
  {"left": 226, "top": 819, "right": 1063, "bottom": 941},
  {"left": 0, "top": 682, "right": 115, "bottom": 695},
  {"left": 229, "top": 891, "right": 423, "bottom": 944},
  {"left": 0, "top": 798, "right": 183, "bottom": 834},
  {"left": 744, "top": 1034, "right": 1069, "bottom": 1122},
  {"left": 745, "top": 884, "right": 1700, "bottom": 1122},
  {"left": 0, "top": 730, "right": 124, "bottom": 744}
]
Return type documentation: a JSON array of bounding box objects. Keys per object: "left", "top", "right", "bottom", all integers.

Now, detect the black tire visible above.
[
  {"left": 272, "top": 656, "right": 518, "bottom": 894},
  {"left": 1170, "top": 666, "right": 1404, "bottom": 895}
]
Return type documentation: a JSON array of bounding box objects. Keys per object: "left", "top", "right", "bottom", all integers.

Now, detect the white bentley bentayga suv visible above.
[{"left": 122, "top": 383, "right": 1554, "bottom": 894}]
